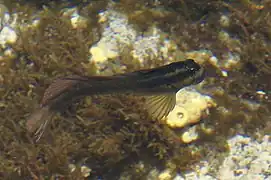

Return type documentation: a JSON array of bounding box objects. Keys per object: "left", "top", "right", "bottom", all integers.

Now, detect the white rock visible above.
[
  {"left": 0, "top": 26, "right": 17, "bottom": 47},
  {"left": 219, "top": 15, "right": 230, "bottom": 27}
]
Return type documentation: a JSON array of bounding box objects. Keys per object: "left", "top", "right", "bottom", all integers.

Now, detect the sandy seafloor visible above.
[{"left": 0, "top": 0, "right": 270, "bottom": 179}]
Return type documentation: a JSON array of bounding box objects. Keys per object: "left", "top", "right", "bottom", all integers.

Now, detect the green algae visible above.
[{"left": 1, "top": 0, "right": 271, "bottom": 179}]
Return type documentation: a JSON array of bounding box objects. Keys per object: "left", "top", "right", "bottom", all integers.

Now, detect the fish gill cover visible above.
[{"left": 0, "top": 0, "right": 270, "bottom": 179}]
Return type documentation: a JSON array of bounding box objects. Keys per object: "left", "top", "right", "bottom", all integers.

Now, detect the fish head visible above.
[
  {"left": 186, "top": 59, "right": 205, "bottom": 85},
  {"left": 169, "top": 59, "right": 205, "bottom": 89}
]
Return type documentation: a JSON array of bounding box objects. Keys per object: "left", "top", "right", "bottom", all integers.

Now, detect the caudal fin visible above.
[{"left": 26, "top": 106, "right": 54, "bottom": 141}]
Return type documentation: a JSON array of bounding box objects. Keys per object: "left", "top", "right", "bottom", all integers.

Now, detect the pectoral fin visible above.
[{"left": 145, "top": 94, "right": 176, "bottom": 120}]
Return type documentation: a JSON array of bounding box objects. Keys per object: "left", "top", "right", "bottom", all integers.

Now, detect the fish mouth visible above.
[{"left": 193, "top": 67, "right": 205, "bottom": 85}]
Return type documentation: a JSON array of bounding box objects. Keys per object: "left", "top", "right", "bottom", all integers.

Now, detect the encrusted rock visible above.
[{"left": 165, "top": 88, "right": 216, "bottom": 128}]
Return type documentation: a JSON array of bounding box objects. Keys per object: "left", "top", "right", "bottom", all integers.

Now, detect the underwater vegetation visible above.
[{"left": 0, "top": 0, "right": 270, "bottom": 179}]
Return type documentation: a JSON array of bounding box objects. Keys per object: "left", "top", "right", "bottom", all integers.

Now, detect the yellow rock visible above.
[
  {"left": 201, "top": 124, "right": 215, "bottom": 135},
  {"left": 98, "top": 12, "right": 107, "bottom": 23},
  {"left": 90, "top": 46, "right": 107, "bottom": 62},
  {"left": 181, "top": 126, "right": 199, "bottom": 143},
  {"left": 166, "top": 106, "right": 189, "bottom": 128},
  {"left": 71, "top": 15, "right": 88, "bottom": 29},
  {"left": 185, "top": 50, "right": 213, "bottom": 65},
  {"left": 158, "top": 169, "right": 173, "bottom": 180},
  {"left": 165, "top": 89, "right": 216, "bottom": 128},
  {"left": 89, "top": 42, "right": 119, "bottom": 63},
  {"left": 69, "top": 164, "right": 76, "bottom": 172},
  {"left": 81, "top": 165, "right": 91, "bottom": 177}
]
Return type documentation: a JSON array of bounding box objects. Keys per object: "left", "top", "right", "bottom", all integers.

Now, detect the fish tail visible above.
[{"left": 26, "top": 106, "right": 54, "bottom": 141}]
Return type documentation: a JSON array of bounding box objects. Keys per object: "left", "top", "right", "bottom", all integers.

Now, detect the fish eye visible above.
[
  {"left": 185, "top": 59, "right": 200, "bottom": 72},
  {"left": 189, "top": 67, "right": 195, "bottom": 71}
]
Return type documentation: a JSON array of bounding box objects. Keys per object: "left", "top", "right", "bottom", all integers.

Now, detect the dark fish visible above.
[{"left": 26, "top": 59, "right": 205, "bottom": 141}]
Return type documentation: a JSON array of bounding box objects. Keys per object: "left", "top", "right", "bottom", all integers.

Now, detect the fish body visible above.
[
  {"left": 26, "top": 59, "right": 205, "bottom": 141},
  {"left": 42, "top": 59, "right": 204, "bottom": 107}
]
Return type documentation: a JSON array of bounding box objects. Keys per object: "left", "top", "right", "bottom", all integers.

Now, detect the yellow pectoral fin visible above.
[{"left": 145, "top": 93, "right": 176, "bottom": 120}]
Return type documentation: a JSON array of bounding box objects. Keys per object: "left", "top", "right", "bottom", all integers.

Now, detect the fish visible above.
[{"left": 26, "top": 59, "right": 205, "bottom": 141}]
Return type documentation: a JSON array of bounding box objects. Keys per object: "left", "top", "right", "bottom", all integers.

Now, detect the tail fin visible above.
[{"left": 26, "top": 106, "right": 54, "bottom": 142}]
